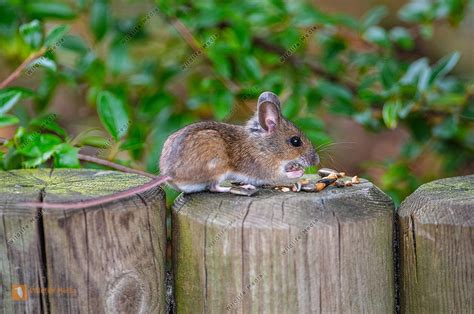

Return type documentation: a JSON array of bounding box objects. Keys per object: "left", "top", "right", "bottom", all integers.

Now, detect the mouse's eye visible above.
[{"left": 290, "top": 136, "right": 302, "bottom": 147}]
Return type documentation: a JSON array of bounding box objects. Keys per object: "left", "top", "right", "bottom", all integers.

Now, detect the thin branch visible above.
[
  {"left": 0, "top": 47, "right": 47, "bottom": 89},
  {"left": 252, "top": 37, "right": 358, "bottom": 93},
  {"left": 162, "top": 14, "right": 257, "bottom": 117},
  {"left": 168, "top": 17, "right": 240, "bottom": 93},
  {"left": 0, "top": 137, "right": 156, "bottom": 178}
]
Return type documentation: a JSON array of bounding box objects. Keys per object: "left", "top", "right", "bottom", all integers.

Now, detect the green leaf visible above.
[
  {"left": 35, "top": 72, "right": 58, "bottom": 110},
  {"left": 433, "top": 116, "right": 457, "bottom": 139},
  {"left": 79, "top": 135, "right": 110, "bottom": 148},
  {"left": 28, "top": 57, "right": 57, "bottom": 72},
  {"left": 26, "top": 2, "right": 77, "bottom": 20},
  {"left": 382, "top": 99, "right": 401, "bottom": 129},
  {"left": 53, "top": 143, "right": 80, "bottom": 167},
  {"left": 294, "top": 5, "right": 334, "bottom": 26},
  {"left": 120, "top": 137, "right": 144, "bottom": 151},
  {"left": 30, "top": 114, "right": 66, "bottom": 138},
  {"left": 417, "top": 66, "right": 431, "bottom": 92},
  {"left": 398, "top": 1, "right": 431, "bottom": 23},
  {"left": 363, "top": 26, "right": 390, "bottom": 47},
  {"left": 293, "top": 117, "right": 325, "bottom": 130},
  {"left": 400, "top": 58, "right": 429, "bottom": 85},
  {"left": 19, "top": 20, "right": 43, "bottom": 49},
  {"left": 398, "top": 101, "right": 415, "bottom": 118},
  {"left": 361, "top": 5, "right": 388, "bottom": 30},
  {"left": 282, "top": 97, "right": 300, "bottom": 119},
  {"left": 97, "top": 91, "right": 129, "bottom": 140},
  {"left": 389, "top": 27, "right": 414, "bottom": 50},
  {"left": 61, "top": 35, "right": 89, "bottom": 54},
  {"left": 213, "top": 90, "right": 233, "bottom": 120},
  {"left": 241, "top": 55, "right": 262, "bottom": 80},
  {"left": 17, "top": 134, "right": 62, "bottom": 168},
  {"left": 208, "top": 49, "right": 231, "bottom": 78},
  {"left": 354, "top": 110, "right": 381, "bottom": 130},
  {"left": 0, "top": 114, "right": 19, "bottom": 127},
  {"left": 90, "top": 0, "right": 109, "bottom": 40},
  {"left": 44, "top": 25, "right": 69, "bottom": 48},
  {"left": 0, "top": 89, "right": 22, "bottom": 114},
  {"left": 430, "top": 93, "right": 465, "bottom": 108},
  {"left": 420, "top": 24, "right": 433, "bottom": 39},
  {"left": 331, "top": 14, "right": 359, "bottom": 28},
  {"left": 429, "top": 52, "right": 460, "bottom": 84},
  {"left": 317, "top": 80, "right": 353, "bottom": 104},
  {"left": 380, "top": 61, "right": 399, "bottom": 89},
  {"left": 108, "top": 41, "right": 133, "bottom": 74}
]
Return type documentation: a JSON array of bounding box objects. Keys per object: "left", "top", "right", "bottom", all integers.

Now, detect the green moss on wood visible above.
[{"left": 0, "top": 168, "right": 153, "bottom": 204}]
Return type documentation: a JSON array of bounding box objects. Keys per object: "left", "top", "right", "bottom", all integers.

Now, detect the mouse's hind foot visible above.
[
  {"left": 229, "top": 186, "right": 258, "bottom": 196},
  {"left": 211, "top": 183, "right": 258, "bottom": 196}
]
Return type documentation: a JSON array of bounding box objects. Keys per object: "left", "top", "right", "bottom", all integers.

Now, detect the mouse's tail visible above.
[{"left": 16, "top": 175, "right": 171, "bottom": 209}]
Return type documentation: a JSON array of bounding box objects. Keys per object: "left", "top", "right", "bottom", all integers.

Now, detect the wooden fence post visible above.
[
  {"left": 0, "top": 168, "right": 167, "bottom": 313},
  {"left": 172, "top": 176, "right": 395, "bottom": 312},
  {"left": 398, "top": 175, "right": 473, "bottom": 312}
]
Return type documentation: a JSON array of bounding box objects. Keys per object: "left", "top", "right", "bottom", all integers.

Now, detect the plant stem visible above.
[{"left": 0, "top": 47, "right": 47, "bottom": 89}]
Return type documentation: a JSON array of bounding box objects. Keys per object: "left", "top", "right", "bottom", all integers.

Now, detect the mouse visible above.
[{"left": 19, "top": 91, "right": 319, "bottom": 209}]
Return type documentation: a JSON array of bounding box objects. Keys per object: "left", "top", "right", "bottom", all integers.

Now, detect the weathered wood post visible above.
[
  {"left": 0, "top": 168, "right": 166, "bottom": 313},
  {"left": 172, "top": 176, "right": 395, "bottom": 312},
  {"left": 398, "top": 175, "right": 473, "bottom": 312}
]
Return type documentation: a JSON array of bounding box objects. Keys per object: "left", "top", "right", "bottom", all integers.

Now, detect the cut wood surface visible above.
[
  {"left": 0, "top": 168, "right": 166, "bottom": 313},
  {"left": 398, "top": 175, "right": 474, "bottom": 313},
  {"left": 172, "top": 175, "right": 395, "bottom": 313}
]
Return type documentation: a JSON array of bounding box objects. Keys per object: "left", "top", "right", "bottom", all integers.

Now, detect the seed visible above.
[
  {"left": 351, "top": 176, "right": 360, "bottom": 184},
  {"left": 334, "top": 179, "right": 345, "bottom": 188},
  {"left": 339, "top": 172, "right": 346, "bottom": 177},
  {"left": 299, "top": 178, "right": 309, "bottom": 185},
  {"left": 316, "top": 177, "right": 337, "bottom": 185},
  {"left": 315, "top": 182, "right": 326, "bottom": 191},
  {"left": 317, "top": 168, "right": 339, "bottom": 177},
  {"left": 292, "top": 182, "right": 302, "bottom": 192},
  {"left": 344, "top": 181, "right": 353, "bottom": 187},
  {"left": 301, "top": 184, "right": 316, "bottom": 192},
  {"left": 325, "top": 173, "right": 339, "bottom": 180},
  {"left": 281, "top": 187, "right": 290, "bottom": 192}
]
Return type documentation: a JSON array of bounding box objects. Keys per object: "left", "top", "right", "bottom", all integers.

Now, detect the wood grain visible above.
[
  {"left": 398, "top": 175, "right": 474, "bottom": 313},
  {"left": 0, "top": 168, "right": 166, "bottom": 313},
  {"left": 172, "top": 176, "right": 395, "bottom": 313}
]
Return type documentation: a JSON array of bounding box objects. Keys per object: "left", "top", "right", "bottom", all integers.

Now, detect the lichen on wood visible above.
[
  {"left": 398, "top": 175, "right": 474, "bottom": 313},
  {"left": 172, "top": 175, "right": 395, "bottom": 312},
  {"left": 0, "top": 168, "right": 166, "bottom": 313}
]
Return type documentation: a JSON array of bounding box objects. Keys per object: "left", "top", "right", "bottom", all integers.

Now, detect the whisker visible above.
[
  {"left": 316, "top": 141, "right": 356, "bottom": 153},
  {"left": 317, "top": 141, "right": 356, "bottom": 149},
  {"left": 318, "top": 151, "right": 345, "bottom": 171}
]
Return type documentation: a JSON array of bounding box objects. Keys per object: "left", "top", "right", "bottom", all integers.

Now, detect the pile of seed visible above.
[{"left": 276, "top": 168, "right": 361, "bottom": 193}]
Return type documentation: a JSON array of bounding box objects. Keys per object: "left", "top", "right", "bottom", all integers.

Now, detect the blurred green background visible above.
[{"left": 0, "top": 0, "right": 473, "bottom": 205}]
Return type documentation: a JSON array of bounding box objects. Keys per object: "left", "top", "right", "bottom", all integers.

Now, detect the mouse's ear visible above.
[{"left": 257, "top": 91, "right": 281, "bottom": 133}]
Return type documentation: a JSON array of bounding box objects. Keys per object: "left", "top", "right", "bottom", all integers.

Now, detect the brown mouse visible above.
[{"left": 20, "top": 91, "right": 319, "bottom": 209}]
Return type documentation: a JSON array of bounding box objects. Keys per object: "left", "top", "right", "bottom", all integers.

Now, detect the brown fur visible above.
[
  {"left": 19, "top": 92, "right": 319, "bottom": 208},
  {"left": 160, "top": 92, "right": 318, "bottom": 190}
]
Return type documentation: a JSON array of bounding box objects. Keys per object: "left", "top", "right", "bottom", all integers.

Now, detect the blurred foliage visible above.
[{"left": 0, "top": 0, "right": 473, "bottom": 205}]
